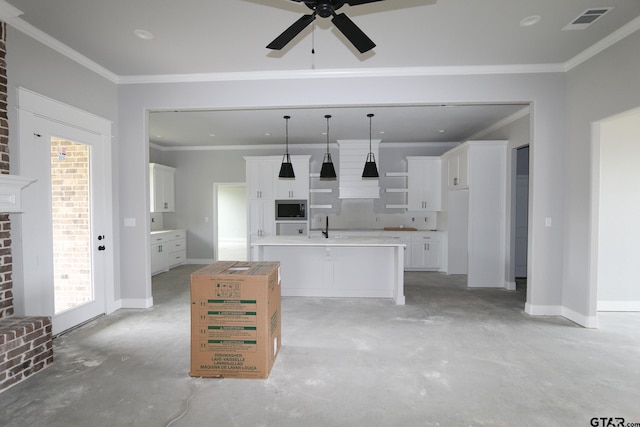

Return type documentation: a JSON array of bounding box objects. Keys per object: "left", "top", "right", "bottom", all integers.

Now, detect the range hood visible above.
[{"left": 337, "top": 139, "right": 380, "bottom": 199}]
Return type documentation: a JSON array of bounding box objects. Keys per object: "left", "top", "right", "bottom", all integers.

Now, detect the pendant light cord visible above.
[
  {"left": 368, "top": 113, "right": 374, "bottom": 155},
  {"left": 326, "top": 114, "right": 331, "bottom": 152},
  {"left": 285, "top": 115, "right": 290, "bottom": 155}
]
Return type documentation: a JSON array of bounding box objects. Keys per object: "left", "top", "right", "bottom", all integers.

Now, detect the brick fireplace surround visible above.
[{"left": 0, "top": 21, "right": 54, "bottom": 393}]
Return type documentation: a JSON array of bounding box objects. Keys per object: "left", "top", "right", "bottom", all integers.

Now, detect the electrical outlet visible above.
[
  {"left": 424, "top": 217, "right": 428, "bottom": 222},
  {"left": 411, "top": 217, "right": 415, "bottom": 222}
]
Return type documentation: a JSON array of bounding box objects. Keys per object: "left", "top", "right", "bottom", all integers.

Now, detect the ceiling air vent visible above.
[{"left": 563, "top": 8, "right": 613, "bottom": 30}]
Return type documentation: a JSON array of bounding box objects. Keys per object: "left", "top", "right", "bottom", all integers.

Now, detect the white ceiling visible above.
[{"left": 5, "top": 0, "right": 640, "bottom": 147}]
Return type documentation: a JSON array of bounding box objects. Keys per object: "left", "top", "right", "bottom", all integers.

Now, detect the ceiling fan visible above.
[{"left": 267, "top": 0, "right": 385, "bottom": 54}]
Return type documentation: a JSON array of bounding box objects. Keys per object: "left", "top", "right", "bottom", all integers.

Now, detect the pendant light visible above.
[
  {"left": 278, "top": 115, "right": 295, "bottom": 179},
  {"left": 320, "top": 114, "right": 337, "bottom": 180},
  {"left": 362, "top": 113, "right": 379, "bottom": 178}
]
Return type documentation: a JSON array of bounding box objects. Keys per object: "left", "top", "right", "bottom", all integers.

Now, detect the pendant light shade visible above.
[
  {"left": 320, "top": 114, "right": 337, "bottom": 180},
  {"left": 362, "top": 113, "right": 379, "bottom": 179},
  {"left": 278, "top": 115, "right": 295, "bottom": 179}
]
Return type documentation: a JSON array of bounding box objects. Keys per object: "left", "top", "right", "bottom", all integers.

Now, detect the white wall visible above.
[
  {"left": 157, "top": 141, "right": 455, "bottom": 260},
  {"left": 119, "top": 73, "right": 566, "bottom": 311},
  {"left": 595, "top": 108, "right": 640, "bottom": 309},
  {"left": 6, "top": 28, "right": 120, "bottom": 306},
  {"left": 566, "top": 29, "right": 640, "bottom": 325}
]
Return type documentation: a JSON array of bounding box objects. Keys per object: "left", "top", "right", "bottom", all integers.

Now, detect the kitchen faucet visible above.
[{"left": 322, "top": 216, "right": 329, "bottom": 238}]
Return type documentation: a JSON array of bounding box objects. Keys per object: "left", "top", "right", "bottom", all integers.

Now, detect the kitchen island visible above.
[{"left": 251, "top": 235, "right": 405, "bottom": 305}]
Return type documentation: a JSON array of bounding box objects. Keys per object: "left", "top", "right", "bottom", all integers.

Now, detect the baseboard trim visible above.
[
  {"left": 525, "top": 303, "right": 563, "bottom": 316},
  {"left": 597, "top": 300, "right": 640, "bottom": 312},
  {"left": 505, "top": 281, "right": 516, "bottom": 291},
  {"left": 187, "top": 259, "right": 214, "bottom": 265},
  {"left": 561, "top": 306, "right": 599, "bottom": 329},
  {"left": 525, "top": 303, "right": 599, "bottom": 328},
  {"left": 120, "top": 298, "right": 153, "bottom": 309}
]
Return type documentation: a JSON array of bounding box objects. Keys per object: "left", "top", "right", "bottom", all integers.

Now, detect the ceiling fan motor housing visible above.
[{"left": 305, "top": 1, "right": 346, "bottom": 18}]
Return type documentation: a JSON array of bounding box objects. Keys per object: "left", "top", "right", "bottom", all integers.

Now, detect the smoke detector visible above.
[{"left": 563, "top": 8, "right": 613, "bottom": 30}]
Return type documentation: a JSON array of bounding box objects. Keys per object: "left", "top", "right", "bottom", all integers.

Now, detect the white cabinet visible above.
[
  {"left": 245, "top": 156, "right": 310, "bottom": 260},
  {"left": 247, "top": 199, "right": 276, "bottom": 260},
  {"left": 151, "top": 230, "right": 186, "bottom": 275},
  {"left": 274, "top": 156, "right": 310, "bottom": 199},
  {"left": 150, "top": 163, "right": 175, "bottom": 212},
  {"left": 384, "top": 232, "right": 412, "bottom": 268},
  {"left": 441, "top": 141, "right": 508, "bottom": 287},
  {"left": 407, "top": 157, "right": 441, "bottom": 211},
  {"left": 410, "top": 232, "right": 441, "bottom": 270},
  {"left": 245, "top": 157, "right": 274, "bottom": 200},
  {"left": 446, "top": 146, "right": 469, "bottom": 190}
]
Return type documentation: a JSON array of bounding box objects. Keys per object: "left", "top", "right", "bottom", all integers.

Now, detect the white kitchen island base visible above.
[{"left": 252, "top": 236, "right": 405, "bottom": 305}]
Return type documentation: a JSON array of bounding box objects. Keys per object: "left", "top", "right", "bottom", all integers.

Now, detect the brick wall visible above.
[
  {"left": 0, "top": 21, "right": 54, "bottom": 393},
  {"left": 0, "top": 21, "right": 13, "bottom": 320},
  {"left": 0, "top": 317, "right": 53, "bottom": 392}
]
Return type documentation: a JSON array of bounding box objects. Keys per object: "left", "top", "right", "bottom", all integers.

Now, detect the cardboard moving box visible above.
[{"left": 190, "top": 261, "right": 281, "bottom": 379}]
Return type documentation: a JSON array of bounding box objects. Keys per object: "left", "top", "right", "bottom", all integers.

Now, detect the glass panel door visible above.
[{"left": 50, "top": 138, "right": 94, "bottom": 314}]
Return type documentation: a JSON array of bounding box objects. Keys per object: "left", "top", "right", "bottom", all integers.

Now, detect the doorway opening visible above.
[
  {"left": 214, "top": 183, "right": 247, "bottom": 261},
  {"left": 514, "top": 145, "right": 529, "bottom": 289},
  {"left": 592, "top": 107, "right": 640, "bottom": 313}
]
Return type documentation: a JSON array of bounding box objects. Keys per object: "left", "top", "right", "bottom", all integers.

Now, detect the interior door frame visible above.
[{"left": 14, "top": 88, "right": 116, "bottom": 334}]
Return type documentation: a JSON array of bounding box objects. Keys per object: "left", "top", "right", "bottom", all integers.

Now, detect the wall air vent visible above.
[{"left": 562, "top": 8, "right": 613, "bottom": 30}]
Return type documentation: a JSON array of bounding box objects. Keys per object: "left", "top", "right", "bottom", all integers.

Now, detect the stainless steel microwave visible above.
[{"left": 275, "top": 199, "right": 307, "bottom": 221}]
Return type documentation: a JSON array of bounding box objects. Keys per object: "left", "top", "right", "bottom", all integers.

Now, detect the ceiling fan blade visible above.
[
  {"left": 345, "top": 0, "right": 386, "bottom": 5},
  {"left": 331, "top": 13, "right": 376, "bottom": 53},
  {"left": 267, "top": 14, "right": 316, "bottom": 50}
]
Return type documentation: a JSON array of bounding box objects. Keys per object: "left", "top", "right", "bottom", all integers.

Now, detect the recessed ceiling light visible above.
[
  {"left": 265, "top": 133, "right": 271, "bottom": 136},
  {"left": 209, "top": 134, "right": 215, "bottom": 137},
  {"left": 379, "top": 131, "right": 385, "bottom": 135},
  {"left": 520, "top": 15, "right": 541, "bottom": 27},
  {"left": 134, "top": 29, "right": 154, "bottom": 40},
  {"left": 439, "top": 129, "right": 446, "bottom": 133}
]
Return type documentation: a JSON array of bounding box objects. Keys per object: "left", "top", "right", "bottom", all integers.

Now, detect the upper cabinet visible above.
[
  {"left": 407, "top": 157, "right": 441, "bottom": 211},
  {"left": 245, "top": 156, "right": 311, "bottom": 200},
  {"left": 245, "top": 157, "right": 274, "bottom": 200},
  {"left": 274, "top": 156, "right": 310, "bottom": 200},
  {"left": 446, "top": 146, "right": 469, "bottom": 190},
  {"left": 150, "top": 163, "right": 175, "bottom": 212}
]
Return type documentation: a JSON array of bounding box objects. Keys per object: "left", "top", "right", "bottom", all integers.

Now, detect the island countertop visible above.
[{"left": 251, "top": 235, "right": 406, "bottom": 247}]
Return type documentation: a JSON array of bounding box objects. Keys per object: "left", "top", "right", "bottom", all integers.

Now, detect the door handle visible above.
[{"left": 98, "top": 245, "right": 106, "bottom": 251}]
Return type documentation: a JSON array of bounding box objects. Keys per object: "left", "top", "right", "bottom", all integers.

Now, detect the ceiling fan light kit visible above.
[{"left": 267, "top": 0, "right": 384, "bottom": 54}]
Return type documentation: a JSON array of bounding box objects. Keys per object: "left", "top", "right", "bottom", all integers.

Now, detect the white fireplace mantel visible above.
[{"left": 0, "top": 174, "right": 36, "bottom": 213}]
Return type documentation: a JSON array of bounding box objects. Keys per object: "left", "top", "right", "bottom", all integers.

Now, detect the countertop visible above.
[
  {"left": 150, "top": 229, "right": 185, "bottom": 235},
  {"left": 252, "top": 235, "right": 406, "bottom": 247}
]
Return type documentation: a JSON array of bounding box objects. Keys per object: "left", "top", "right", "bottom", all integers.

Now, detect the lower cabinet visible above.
[
  {"left": 335, "top": 230, "right": 443, "bottom": 271},
  {"left": 406, "top": 232, "right": 443, "bottom": 271},
  {"left": 151, "top": 230, "right": 187, "bottom": 275}
]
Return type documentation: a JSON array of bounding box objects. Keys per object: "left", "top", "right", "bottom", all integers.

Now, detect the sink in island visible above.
[{"left": 251, "top": 235, "right": 406, "bottom": 305}]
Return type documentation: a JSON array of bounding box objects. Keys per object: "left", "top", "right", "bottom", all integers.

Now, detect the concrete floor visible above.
[{"left": 1, "top": 265, "right": 639, "bottom": 427}]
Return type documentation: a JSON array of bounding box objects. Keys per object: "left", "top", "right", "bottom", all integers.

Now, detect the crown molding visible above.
[
  {"left": 116, "top": 63, "right": 566, "bottom": 85},
  {"left": 464, "top": 106, "right": 531, "bottom": 141},
  {"left": 2, "top": 0, "right": 638, "bottom": 85},
  {"left": 1, "top": 0, "right": 119, "bottom": 84},
  {"left": 564, "top": 16, "right": 640, "bottom": 72},
  {"left": 150, "top": 140, "right": 460, "bottom": 152},
  {"left": 0, "top": 0, "right": 21, "bottom": 20}
]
